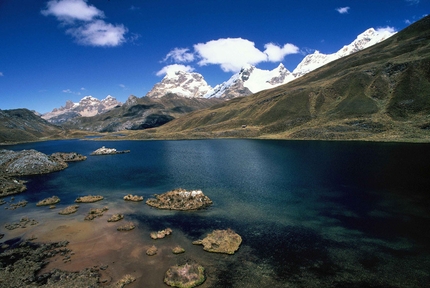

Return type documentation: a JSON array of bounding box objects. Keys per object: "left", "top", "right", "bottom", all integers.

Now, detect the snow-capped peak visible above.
[
  {"left": 293, "top": 27, "right": 395, "bottom": 77},
  {"left": 146, "top": 70, "right": 212, "bottom": 98}
]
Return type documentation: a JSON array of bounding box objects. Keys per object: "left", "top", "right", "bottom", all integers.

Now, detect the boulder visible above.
[
  {"left": 146, "top": 188, "right": 212, "bottom": 211},
  {"left": 75, "top": 195, "right": 104, "bottom": 203},
  {"left": 164, "top": 263, "right": 205, "bottom": 288},
  {"left": 123, "top": 194, "right": 143, "bottom": 202},
  {"left": 146, "top": 245, "right": 157, "bottom": 256},
  {"left": 58, "top": 205, "right": 79, "bottom": 215},
  {"left": 192, "top": 229, "right": 242, "bottom": 255},
  {"left": 107, "top": 214, "right": 124, "bottom": 222},
  {"left": 150, "top": 228, "right": 172, "bottom": 239},
  {"left": 36, "top": 196, "right": 60, "bottom": 206},
  {"left": 84, "top": 207, "right": 108, "bottom": 220},
  {"left": 172, "top": 246, "right": 185, "bottom": 254},
  {"left": 117, "top": 222, "right": 135, "bottom": 231},
  {"left": 90, "top": 146, "right": 130, "bottom": 156}
]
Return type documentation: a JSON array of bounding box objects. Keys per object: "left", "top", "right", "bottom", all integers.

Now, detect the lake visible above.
[{"left": 1, "top": 139, "right": 429, "bottom": 287}]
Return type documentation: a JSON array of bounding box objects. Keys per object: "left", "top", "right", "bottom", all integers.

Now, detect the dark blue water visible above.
[{"left": 1, "top": 139, "right": 430, "bottom": 287}]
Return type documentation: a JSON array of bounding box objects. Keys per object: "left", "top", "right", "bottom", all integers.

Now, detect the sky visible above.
[{"left": 0, "top": 0, "right": 428, "bottom": 113}]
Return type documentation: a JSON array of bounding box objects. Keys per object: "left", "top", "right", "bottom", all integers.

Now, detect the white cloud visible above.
[
  {"left": 66, "top": 20, "right": 127, "bottom": 47},
  {"left": 163, "top": 48, "right": 194, "bottom": 63},
  {"left": 80, "top": 87, "right": 86, "bottom": 90},
  {"left": 156, "top": 64, "right": 195, "bottom": 77},
  {"left": 264, "top": 43, "right": 299, "bottom": 62},
  {"left": 41, "top": 0, "right": 103, "bottom": 22},
  {"left": 41, "top": 0, "right": 127, "bottom": 47},
  {"left": 336, "top": 7, "right": 350, "bottom": 14},
  {"left": 193, "top": 38, "right": 299, "bottom": 73},
  {"left": 375, "top": 26, "right": 397, "bottom": 34},
  {"left": 62, "top": 88, "right": 80, "bottom": 95},
  {"left": 0, "top": 72, "right": 3, "bottom": 77}
]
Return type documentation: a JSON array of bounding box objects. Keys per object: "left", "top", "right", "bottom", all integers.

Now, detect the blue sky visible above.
[{"left": 0, "top": 0, "right": 428, "bottom": 113}]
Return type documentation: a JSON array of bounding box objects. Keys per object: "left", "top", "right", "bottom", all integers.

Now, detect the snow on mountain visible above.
[
  {"left": 42, "top": 95, "right": 122, "bottom": 122},
  {"left": 204, "top": 27, "right": 395, "bottom": 99},
  {"left": 204, "top": 63, "right": 295, "bottom": 99},
  {"left": 292, "top": 28, "right": 395, "bottom": 77},
  {"left": 146, "top": 70, "right": 212, "bottom": 98}
]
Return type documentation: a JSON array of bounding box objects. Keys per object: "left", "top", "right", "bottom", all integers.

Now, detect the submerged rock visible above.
[
  {"left": 36, "top": 195, "right": 60, "bottom": 206},
  {"left": 193, "top": 229, "right": 242, "bottom": 255},
  {"left": 146, "top": 188, "right": 212, "bottom": 211},
  {"left": 108, "top": 213, "right": 124, "bottom": 222},
  {"left": 150, "top": 228, "right": 172, "bottom": 240},
  {"left": 75, "top": 195, "right": 104, "bottom": 203},
  {"left": 58, "top": 205, "right": 79, "bottom": 215},
  {"left": 0, "top": 240, "right": 99, "bottom": 287},
  {"left": 146, "top": 245, "right": 158, "bottom": 256},
  {"left": 123, "top": 194, "right": 144, "bottom": 202},
  {"left": 5, "top": 217, "right": 38, "bottom": 230},
  {"left": 164, "top": 263, "right": 205, "bottom": 288},
  {"left": 117, "top": 222, "right": 135, "bottom": 231},
  {"left": 5, "top": 200, "right": 28, "bottom": 210},
  {"left": 172, "top": 246, "right": 185, "bottom": 254},
  {"left": 116, "top": 274, "right": 136, "bottom": 288},
  {"left": 84, "top": 207, "right": 108, "bottom": 220},
  {"left": 90, "top": 146, "right": 130, "bottom": 156}
]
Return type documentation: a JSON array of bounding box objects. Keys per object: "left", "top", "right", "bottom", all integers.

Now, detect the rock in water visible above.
[
  {"left": 75, "top": 195, "right": 104, "bottom": 203},
  {"left": 58, "top": 205, "right": 79, "bottom": 215},
  {"left": 36, "top": 195, "right": 60, "bottom": 206},
  {"left": 50, "top": 152, "right": 87, "bottom": 162},
  {"left": 123, "top": 194, "right": 144, "bottom": 201},
  {"left": 146, "top": 188, "right": 212, "bottom": 211},
  {"left": 192, "top": 229, "right": 242, "bottom": 254},
  {"left": 90, "top": 146, "right": 130, "bottom": 155},
  {"left": 164, "top": 263, "right": 205, "bottom": 288}
]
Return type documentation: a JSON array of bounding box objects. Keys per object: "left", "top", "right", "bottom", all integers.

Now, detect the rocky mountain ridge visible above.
[
  {"left": 147, "top": 27, "right": 395, "bottom": 100},
  {"left": 42, "top": 95, "right": 122, "bottom": 124}
]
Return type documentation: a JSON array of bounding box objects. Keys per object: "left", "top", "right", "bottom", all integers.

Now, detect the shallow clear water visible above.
[{"left": 1, "top": 139, "right": 430, "bottom": 287}]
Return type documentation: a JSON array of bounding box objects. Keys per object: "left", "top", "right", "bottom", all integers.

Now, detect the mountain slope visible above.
[
  {"left": 61, "top": 94, "right": 223, "bottom": 132},
  {"left": 125, "top": 16, "right": 430, "bottom": 141},
  {"left": 0, "top": 109, "right": 65, "bottom": 143}
]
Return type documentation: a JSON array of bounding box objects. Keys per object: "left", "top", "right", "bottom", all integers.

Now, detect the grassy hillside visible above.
[{"left": 118, "top": 15, "right": 430, "bottom": 142}]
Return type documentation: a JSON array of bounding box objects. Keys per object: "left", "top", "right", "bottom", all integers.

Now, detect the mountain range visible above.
[
  {"left": 1, "top": 16, "right": 429, "bottom": 143},
  {"left": 120, "top": 15, "right": 430, "bottom": 141},
  {"left": 146, "top": 27, "right": 395, "bottom": 100}
]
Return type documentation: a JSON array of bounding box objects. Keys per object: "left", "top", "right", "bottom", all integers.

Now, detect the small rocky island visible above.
[
  {"left": 193, "top": 229, "right": 242, "bottom": 255},
  {"left": 146, "top": 188, "right": 213, "bottom": 211},
  {"left": 164, "top": 263, "right": 205, "bottom": 288},
  {"left": 123, "top": 194, "right": 143, "bottom": 202},
  {"left": 0, "top": 149, "right": 86, "bottom": 197},
  {"left": 75, "top": 195, "right": 104, "bottom": 203},
  {"left": 90, "top": 146, "right": 130, "bottom": 156}
]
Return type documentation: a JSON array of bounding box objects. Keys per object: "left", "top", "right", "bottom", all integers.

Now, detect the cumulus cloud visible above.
[
  {"left": 336, "top": 7, "right": 350, "bottom": 14},
  {"left": 192, "top": 38, "right": 299, "bottom": 73},
  {"left": 163, "top": 48, "right": 194, "bottom": 63},
  {"left": 376, "top": 26, "right": 397, "bottom": 34},
  {"left": 66, "top": 20, "right": 127, "bottom": 47},
  {"left": 264, "top": 43, "right": 299, "bottom": 62},
  {"left": 156, "top": 64, "right": 195, "bottom": 77},
  {"left": 41, "top": 0, "right": 127, "bottom": 47},
  {"left": 41, "top": 0, "right": 103, "bottom": 22},
  {"left": 0, "top": 72, "right": 3, "bottom": 76},
  {"left": 194, "top": 38, "right": 267, "bottom": 72}
]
